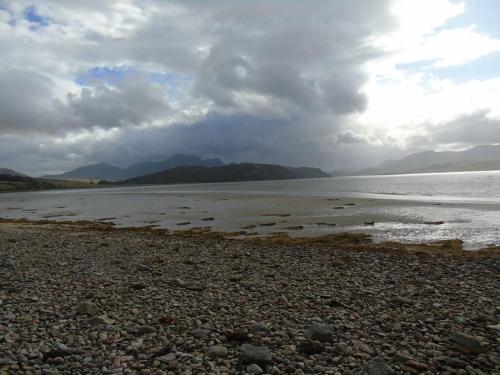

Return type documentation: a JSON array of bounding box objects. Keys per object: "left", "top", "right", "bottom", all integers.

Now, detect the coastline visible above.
[
  {"left": 1, "top": 217, "right": 500, "bottom": 257},
  {"left": 1, "top": 220, "right": 499, "bottom": 373}
]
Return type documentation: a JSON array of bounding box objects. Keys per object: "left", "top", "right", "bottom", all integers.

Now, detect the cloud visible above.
[
  {"left": 1, "top": 0, "right": 500, "bottom": 175},
  {"left": 68, "top": 75, "right": 172, "bottom": 129},
  {"left": 431, "top": 110, "right": 500, "bottom": 146}
]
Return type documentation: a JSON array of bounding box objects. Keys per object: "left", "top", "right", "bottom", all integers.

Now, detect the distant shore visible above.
[{"left": 0, "top": 220, "right": 499, "bottom": 374}]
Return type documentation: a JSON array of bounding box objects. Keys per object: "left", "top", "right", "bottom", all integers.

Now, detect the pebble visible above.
[
  {"left": 76, "top": 301, "right": 99, "bottom": 316},
  {"left": 246, "top": 363, "right": 264, "bottom": 374},
  {"left": 240, "top": 344, "right": 271, "bottom": 365},
  {"left": 309, "top": 323, "right": 333, "bottom": 342},
  {"left": 0, "top": 223, "right": 498, "bottom": 374},
  {"left": 450, "top": 332, "right": 488, "bottom": 354},
  {"left": 207, "top": 345, "right": 228, "bottom": 359}
]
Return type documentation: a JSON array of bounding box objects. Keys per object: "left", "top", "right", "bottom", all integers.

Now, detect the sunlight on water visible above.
[{"left": 1, "top": 170, "right": 500, "bottom": 250}]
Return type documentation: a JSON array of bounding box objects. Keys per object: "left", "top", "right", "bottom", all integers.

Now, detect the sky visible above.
[{"left": 0, "top": 0, "right": 500, "bottom": 175}]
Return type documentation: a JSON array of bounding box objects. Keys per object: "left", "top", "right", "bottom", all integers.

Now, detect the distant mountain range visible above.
[
  {"left": 332, "top": 145, "right": 500, "bottom": 176},
  {"left": 0, "top": 168, "right": 25, "bottom": 177},
  {"left": 43, "top": 154, "right": 225, "bottom": 181},
  {"left": 120, "top": 163, "right": 329, "bottom": 185}
]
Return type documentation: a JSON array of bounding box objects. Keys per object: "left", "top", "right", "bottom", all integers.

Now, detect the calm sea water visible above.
[{"left": 1, "top": 170, "right": 500, "bottom": 249}]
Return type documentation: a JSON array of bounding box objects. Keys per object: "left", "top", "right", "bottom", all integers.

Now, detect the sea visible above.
[{"left": 2, "top": 170, "right": 500, "bottom": 250}]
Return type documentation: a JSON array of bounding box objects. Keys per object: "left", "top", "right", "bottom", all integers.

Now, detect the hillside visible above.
[
  {"left": 348, "top": 145, "right": 500, "bottom": 176},
  {"left": 0, "top": 168, "right": 25, "bottom": 177},
  {"left": 121, "top": 163, "right": 329, "bottom": 185},
  {"left": 0, "top": 174, "right": 95, "bottom": 192},
  {"left": 43, "top": 154, "right": 225, "bottom": 181},
  {"left": 123, "top": 154, "right": 224, "bottom": 178},
  {"left": 43, "top": 163, "right": 125, "bottom": 181}
]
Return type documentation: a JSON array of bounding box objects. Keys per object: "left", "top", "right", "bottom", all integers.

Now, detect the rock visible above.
[
  {"left": 435, "top": 356, "right": 467, "bottom": 368},
  {"left": 363, "top": 358, "right": 394, "bottom": 375},
  {"left": 249, "top": 322, "right": 270, "bottom": 333},
  {"left": 392, "top": 351, "right": 413, "bottom": 363},
  {"left": 240, "top": 344, "right": 271, "bottom": 365},
  {"left": 173, "top": 278, "right": 204, "bottom": 291},
  {"left": 299, "top": 340, "right": 325, "bottom": 355},
  {"left": 130, "top": 282, "right": 147, "bottom": 290},
  {"left": 2, "top": 256, "right": 15, "bottom": 269},
  {"left": 207, "top": 345, "right": 228, "bottom": 359},
  {"left": 157, "top": 353, "right": 176, "bottom": 362},
  {"left": 352, "top": 339, "right": 375, "bottom": 355},
  {"left": 189, "top": 328, "right": 211, "bottom": 338},
  {"left": 392, "top": 296, "right": 412, "bottom": 305},
  {"left": 450, "top": 332, "right": 488, "bottom": 354},
  {"left": 405, "top": 360, "right": 429, "bottom": 371},
  {"left": 226, "top": 330, "right": 251, "bottom": 343},
  {"left": 309, "top": 322, "right": 333, "bottom": 342},
  {"left": 487, "top": 324, "right": 500, "bottom": 331},
  {"left": 77, "top": 301, "right": 99, "bottom": 316},
  {"left": 136, "top": 264, "right": 152, "bottom": 272},
  {"left": 246, "top": 363, "right": 264, "bottom": 374},
  {"left": 43, "top": 346, "right": 78, "bottom": 361},
  {"left": 137, "top": 325, "right": 156, "bottom": 335}
]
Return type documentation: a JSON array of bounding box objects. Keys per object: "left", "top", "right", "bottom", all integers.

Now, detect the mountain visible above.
[
  {"left": 121, "top": 163, "right": 329, "bottom": 185},
  {"left": 123, "top": 154, "right": 224, "bottom": 178},
  {"left": 0, "top": 168, "right": 26, "bottom": 177},
  {"left": 350, "top": 145, "right": 500, "bottom": 176},
  {"left": 44, "top": 163, "right": 125, "bottom": 181},
  {"left": 43, "top": 154, "right": 226, "bottom": 181}
]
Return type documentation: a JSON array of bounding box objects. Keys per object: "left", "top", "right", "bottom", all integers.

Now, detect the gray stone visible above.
[
  {"left": 137, "top": 325, "right": 156, "bottom": 335},
  {"left": 450, "top": 332, "right": 488, "bottom": 354},
  {"left": 189, "top": 328, "right": 211, "bottom": 338},
  {"left": 158, "top": 353, "right": 176, "bottom": 362},
  {"left": 249, "top": 322, "right": 270, "bottom": 333},
  {"left": 363, "top": 358, "right": 394, "bottom": 375},
  {"left": 206, "top": 345, "right": 228, "bottom": 359},
  {"left": 2, "top": 257, "right": 15, "bottom": 269},
  {"left": 309, "top": 323, "right": 333, "bottom": 342},
  {"left": 77, "top": 302, "right": 99, "bottom": 316},
  {"left": 246, "top": 363, "right": 264, "bottom": 374},
  {"left": 240, "top": 344, "right": 271, "bottom": 365},
  {"left": 299, "top": 340, "right": 325, "bottom": 355},
  {"left": 435, "top": 356, "right": 467, "bottom": 368}
]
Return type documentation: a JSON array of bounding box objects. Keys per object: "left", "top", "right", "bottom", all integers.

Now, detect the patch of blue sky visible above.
[
  {"left": 75, "top": 66, "right": 135, "bottom": 86},
  {"left": 429, "top": 52, "right": 500, "bottom": 83},
  {"left": 149, "top": 71, "right": 193, "bottom": 101},
  {"left": 23, "top": 6, "right": 50, "bottom": 28},
  {"left": 397, "top": 52, "right": 500, "bottom": 84},
  {"left": 445, "top": 0, "right": 500, "bottom": 38}
]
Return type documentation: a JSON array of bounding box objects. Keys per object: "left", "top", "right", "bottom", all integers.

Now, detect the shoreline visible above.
[
  {"left": 1, "top": 217, "right": 499, "bottom": 258},
  {"left": 1, "top": 221, "right": 499, "bottom": 373}
]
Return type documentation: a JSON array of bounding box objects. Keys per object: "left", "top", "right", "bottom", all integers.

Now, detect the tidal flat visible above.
[{"left": 0, "top": 221, "right": 499, "bottom": 374}]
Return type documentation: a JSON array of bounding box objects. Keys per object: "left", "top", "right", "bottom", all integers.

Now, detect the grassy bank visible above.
[{"left": 0, "top": 178, "right": 97, "bottom": 193}]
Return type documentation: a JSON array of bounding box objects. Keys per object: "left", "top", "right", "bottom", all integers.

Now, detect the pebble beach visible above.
[{"left": 0, "top": 221, "right": 499, "bottom": 374}]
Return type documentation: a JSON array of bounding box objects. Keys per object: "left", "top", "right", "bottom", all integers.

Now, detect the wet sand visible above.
[{"left": 3, "top": 188, "right": 500, "bottom": 250}]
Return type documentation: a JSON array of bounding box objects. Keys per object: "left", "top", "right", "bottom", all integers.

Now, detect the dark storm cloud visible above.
[
  {"left": 68, "top": 76, "right": 172, "bottom": 129},
  {"left": 0, "top": 69, "right": 64, "bottom": 134}
]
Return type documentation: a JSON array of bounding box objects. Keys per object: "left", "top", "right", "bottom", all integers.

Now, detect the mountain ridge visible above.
[
  {"left": 332, "top": 145, "right": 500, "bottom": 176},
  {"left": 43, "top": 154, "right": 225, "bottom": 181},
  {"left": 119, "top": 163, "right": 329, "bottom": 185}
]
